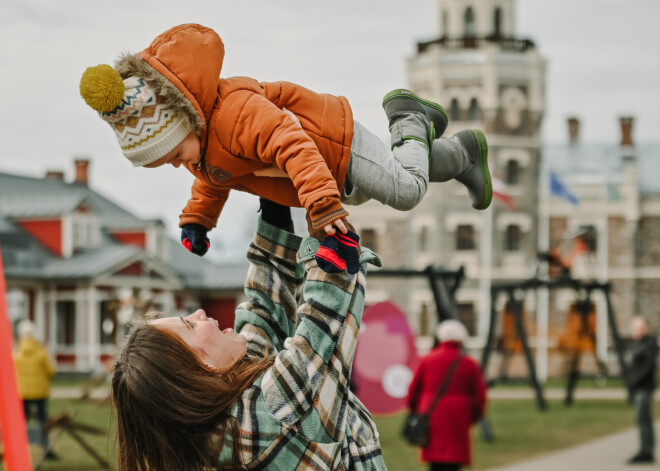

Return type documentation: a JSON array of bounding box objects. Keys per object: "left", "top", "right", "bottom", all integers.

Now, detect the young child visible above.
[{"left": 80, "top": 23, "right": 491, "bottom": 260}]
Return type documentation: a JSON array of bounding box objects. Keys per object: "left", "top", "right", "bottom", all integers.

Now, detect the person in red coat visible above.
[{"left": 406, "top": 320, "right": 487, "bottom": 471}]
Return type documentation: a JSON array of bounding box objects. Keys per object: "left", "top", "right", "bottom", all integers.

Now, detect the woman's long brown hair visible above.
[{"left": 111, "top": 322, "right": 273, "bottom": 471}]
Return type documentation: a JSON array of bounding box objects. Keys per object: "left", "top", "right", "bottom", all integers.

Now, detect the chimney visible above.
[
  {"left": 619, "top": 116, "right": 634, "bottom": 147},
  {"left": 45, "top": 170, "right": 65, "bottom": 181},
  {"left": 74, "top": 159, "right": 90, "bottom": 186},
  {"left": 567, "top": 117, "right": 580, "bottom": 144}
]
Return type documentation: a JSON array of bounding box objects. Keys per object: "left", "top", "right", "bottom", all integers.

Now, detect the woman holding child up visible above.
[{"left": 111, "top": 199, "right": 386, "bottom": 470}]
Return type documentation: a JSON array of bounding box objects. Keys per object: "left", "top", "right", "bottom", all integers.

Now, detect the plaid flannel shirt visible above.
[{"left": 218, "top": 218, "right": 386, "bottom": 470}]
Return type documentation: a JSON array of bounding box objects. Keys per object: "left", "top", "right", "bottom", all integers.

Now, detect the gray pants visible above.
[
  {"left": 633, "top": 389, "right": 655, "bottom": 456},
  {"left": 341, "top": 120, "right": 429, "bottom": 211}
]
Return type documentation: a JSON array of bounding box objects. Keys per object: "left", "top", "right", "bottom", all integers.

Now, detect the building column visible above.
[
  {"left": 74, "top": 287, "right": 87, "bottom": 371},
  {"left": 87, "top": 286, "right": 99, "bottom": 372}
]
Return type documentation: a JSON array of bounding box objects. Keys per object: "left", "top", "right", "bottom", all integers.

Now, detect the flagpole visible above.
[
  {"left": 536, "top": 154, "right": 550, "bottom": 383},
  {"left": 596, "top": 160, "right": 610, "bottom": 361},
  {"left": 479, "top": 201, "right": 493, "bottom": 347}
]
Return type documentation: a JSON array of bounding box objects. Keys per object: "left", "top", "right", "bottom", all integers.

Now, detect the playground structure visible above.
[
  {"left": 481, "top": 275, "right": 631, "bottom": 410},
  {"left": 481, "top": 231, "right": 631, "bottom": 410}
]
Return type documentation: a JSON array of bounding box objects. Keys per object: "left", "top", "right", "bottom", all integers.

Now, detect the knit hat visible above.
[{"left": 80, "top": 64, "right": 193, "bottom": 167}]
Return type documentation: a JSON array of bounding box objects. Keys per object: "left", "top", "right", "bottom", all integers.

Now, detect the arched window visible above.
[
  {"left": 442, "top": 10, "right": 449, "bottom": 37},
  {"left": 464, "top": 7, "right": 476, "bottom": 37},
  {"left": 493, "top": 7, "right": 502, "bottom": 37},
  {"left": 450, "top": 98, "right": 460, "bottom": 121},
  {"left": 504, "top": 225, "right": 521, "bottom": 251},
  {"left": 468, "top": 98, "right": 481, "bottom": 121},
  {"left": 505, "top": 160, "right": 520, "bottom": 185}
]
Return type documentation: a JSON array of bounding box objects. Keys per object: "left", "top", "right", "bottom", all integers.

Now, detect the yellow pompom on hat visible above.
[{"left": 79, "top": 64, "right": 193, "bottom": 167}]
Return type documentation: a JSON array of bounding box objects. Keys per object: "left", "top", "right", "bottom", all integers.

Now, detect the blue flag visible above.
[{"left": 550, "top": 172, "right": 578, "bottom": 205}]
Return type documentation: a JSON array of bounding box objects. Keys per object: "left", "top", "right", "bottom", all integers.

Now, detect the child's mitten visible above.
[
  {"left": 316, "top": 231, "right": 360, "bottom": 274},
  {"left": 181, "top": 223, "right": 210, "bottom": 256}
]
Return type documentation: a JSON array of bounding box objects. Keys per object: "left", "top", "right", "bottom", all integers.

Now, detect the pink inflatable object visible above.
[{"left": 353, "top": 302, "right": 419, "bottom": 415}]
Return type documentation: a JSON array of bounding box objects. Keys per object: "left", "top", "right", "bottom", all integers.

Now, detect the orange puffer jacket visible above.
[{"left": 136, "top": 24, "right": 354, "bottom": 230}]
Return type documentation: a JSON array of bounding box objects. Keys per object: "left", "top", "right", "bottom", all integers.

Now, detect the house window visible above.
[
  {"left": 418, "top": 226, "right": 431, "bottom": 253},
  {"left": 493, "top": 7, "right": 502, "bottom": 37},
  {"left": 72, "top": 214, "right": 98, "bottom": 250},
  {"left": 464, "top": 7, "right": 476, "bottom": 37},
  {"left": 456, "top": 225, "right": 475, "bottom": 251},
  {"left": 100, "top": 300, "right": 117, "bottom": 345},
  {"left": 457, "top": 302, "right": 476, "bottom": 336},
  {"left": 56, "top": 300, "right": 76, "bottom": 346},
  {"left": 360, "top": 228, "right": 378, "bottom": 253},
  {"left": 504, "top": 225, "right": 521, "bottom": 251},
  {"left": 505, "top": 160, "right": 520, "bottom": 185},
  {"left": 468, "top": 98, "right": 481, "bottom": 121},
  {"left": 450, "top": 99, "right": 460, "bottom": 121}
]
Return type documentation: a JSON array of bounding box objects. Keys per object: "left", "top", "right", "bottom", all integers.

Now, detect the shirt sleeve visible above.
[
  {"left": 260, "top": 236, "right": 380, "bottom": 442},
  {"left": 233, "top": 218, "right": 305, "bottom": 358}
]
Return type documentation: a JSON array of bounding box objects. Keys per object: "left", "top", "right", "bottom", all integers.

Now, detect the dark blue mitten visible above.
[
  {"left": 316, "top": 231, "right": 360, "bottom": 274},
  {"left": 181, "top": 223, "right": 210, "bottom": 256}
]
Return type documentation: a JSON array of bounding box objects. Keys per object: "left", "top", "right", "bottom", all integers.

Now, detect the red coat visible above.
[{"left": 406, "top": 342, "right": 487, "bottom": 464}]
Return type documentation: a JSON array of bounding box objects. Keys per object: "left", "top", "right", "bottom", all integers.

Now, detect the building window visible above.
[
  {"left": 450, "top": 99, "right": 460, "bottom": 121},
  {"left": 418, "top": 226, "right": 431, "bottom": 253},
  {"left": 464, "top": 7, "right": 476, "bottom": 37},
  {"left": 457, "top": 302, "right": 476, "bottom": 336},
  {"left": 505, "top": 160, "right": 520, "bottom": 185},
  {"left": 578, "top": 225, "right": 598, "bottom": 252},
  {"left": 419, "top": 303, "right": 431, "bottom": 336},
  {"left": 56, "top": 300, "right": 76, "bottom": 345},
  {"left": 360, "top": 228, "right": 378, "bottom": 253},
  {"left": 456, "top": 225, "right": 475, "bottom": 251},
  {"left": 468, "top": 98, "right": 481, "bottom": 121},
  {"left": 493, "top": 7, "right": 502, "bottom": 37},
  {"left": 504, "top": 225, "right": 521, "bottom": 251}
]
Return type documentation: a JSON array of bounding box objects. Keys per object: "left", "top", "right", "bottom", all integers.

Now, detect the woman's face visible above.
[{"left": 150, "top": 309, "right": 247, "bottom": 369}]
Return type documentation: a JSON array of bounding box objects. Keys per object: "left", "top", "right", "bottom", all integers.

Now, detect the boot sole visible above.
[
  {"left": 473, "top": 130, "right": 492, "bottom": 210},
  {"left": 382, "top": 89, "right": 448, "bottom": 137}
]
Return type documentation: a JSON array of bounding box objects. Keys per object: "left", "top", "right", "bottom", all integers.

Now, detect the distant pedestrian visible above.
[
  {"left": 627, "top": 315, "right": 657, "bottom": 464},
  {"left": 406, "top": 320, "right": 487, "bottom": 471},
  {"left": 13, "top": 319, "right": 57, "bottom": 460}
]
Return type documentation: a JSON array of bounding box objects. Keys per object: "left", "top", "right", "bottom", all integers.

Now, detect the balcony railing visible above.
[{"left": 417, "top": 35, "right": 536, "bottom": 54}]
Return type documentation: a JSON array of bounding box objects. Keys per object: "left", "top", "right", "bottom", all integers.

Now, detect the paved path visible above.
[{"left": 485, "top": 420, "right": 659, "bottom": 471}]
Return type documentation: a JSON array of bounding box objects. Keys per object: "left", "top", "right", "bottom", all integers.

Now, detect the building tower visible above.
[{"left": 350, "top": 0, "right": 547, "bottom": 348}]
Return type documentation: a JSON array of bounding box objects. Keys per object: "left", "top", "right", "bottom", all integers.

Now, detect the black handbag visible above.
[{"left": 402, "top": 354, "right": 463, "bottom": 447}]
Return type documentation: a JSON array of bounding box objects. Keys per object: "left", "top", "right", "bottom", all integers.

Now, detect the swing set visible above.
[{"left": 480, "top": 235, "right": 631, "bottom": 410}]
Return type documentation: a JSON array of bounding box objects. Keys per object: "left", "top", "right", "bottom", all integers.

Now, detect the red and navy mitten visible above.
[
  {"left": 181, "top": 223, "right": 210, "bottom": 256},
  {"left": 316, "top": 231, "right": 360, "bottom": 275}
]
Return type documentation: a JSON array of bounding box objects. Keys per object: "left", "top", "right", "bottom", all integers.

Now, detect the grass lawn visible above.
[{"left": 1, "top": 398, "right": 645, "bottom": 470}]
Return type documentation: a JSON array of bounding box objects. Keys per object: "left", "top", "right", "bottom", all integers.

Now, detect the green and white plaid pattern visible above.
[{"left": 219, "top": 219, "right": 386, "bottom": 470}]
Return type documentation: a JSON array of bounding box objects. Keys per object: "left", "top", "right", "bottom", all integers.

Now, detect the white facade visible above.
[{"left": 350, "top": 0, "right": 546, "bottom": 351}]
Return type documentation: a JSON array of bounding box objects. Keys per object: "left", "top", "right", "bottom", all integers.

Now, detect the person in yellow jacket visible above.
[{"left": 13, "top": 319, "right": 57, "bottom": 459}]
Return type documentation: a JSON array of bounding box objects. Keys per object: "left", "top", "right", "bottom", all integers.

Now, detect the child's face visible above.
[{"left": 144, "top": 131, "right": 201, "bottom": 169}]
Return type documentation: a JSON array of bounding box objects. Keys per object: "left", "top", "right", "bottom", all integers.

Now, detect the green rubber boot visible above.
[{"left": 382, "top": 89, "right": 448, "bottom": 149}]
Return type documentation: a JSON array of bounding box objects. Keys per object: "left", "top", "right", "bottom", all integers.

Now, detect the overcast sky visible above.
[{"left": 1, "top": 0, "right": 658, "bottom": 257}]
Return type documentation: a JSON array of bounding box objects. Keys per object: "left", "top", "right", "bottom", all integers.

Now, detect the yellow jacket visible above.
[{"left": 13, "top": 337, "right": 56, "bottom": 400}]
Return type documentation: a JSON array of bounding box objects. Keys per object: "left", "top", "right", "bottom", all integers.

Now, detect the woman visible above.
[
  {"left": 111, "top": 199, "right": 386, "bottom": 470},
  {"left": 406, "top": 320, "right": 487, "bottom": 471}
]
